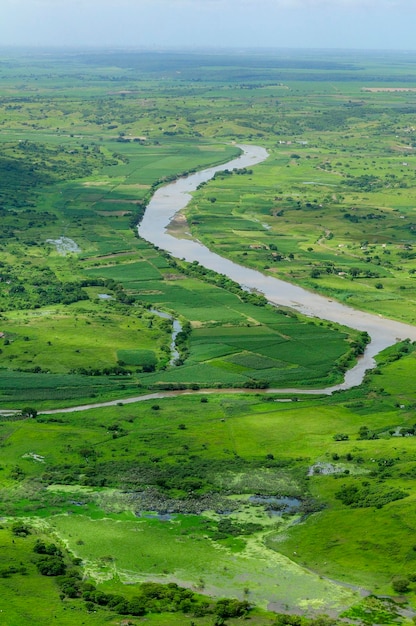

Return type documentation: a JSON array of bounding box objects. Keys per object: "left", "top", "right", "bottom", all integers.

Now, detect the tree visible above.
[
  {"left": 21, "top": 406, "right": 37, "bottom": 418},
  {"left": 392, "top": 576, "right": 410, "bottom": 594},
  {"left": 36, "top": 555, "right": 66, "bottom": 576},
  {"left": 11, "top": 522, "right": 31, "bottom": 537},
  {"left": 127, "top": 597, "right": 146, "bottom": 616}
]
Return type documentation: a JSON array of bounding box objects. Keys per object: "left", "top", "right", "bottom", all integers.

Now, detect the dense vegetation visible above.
[{"left": 2, "top": 49, "right": 416, "bottom": 624}]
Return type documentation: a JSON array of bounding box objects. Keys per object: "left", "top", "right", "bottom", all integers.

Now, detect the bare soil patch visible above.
[
  {"left": 82, "top": 181, "right": 111, "bottom": 187},
  {"left": 166, "top": 212, "right": 195, "bottom": 239},
  {"left": 163, "top": 273, "right": 186, "bottom": 280},
  {"left": 120, "top": 183, "right": 151, "bottom": 190}
]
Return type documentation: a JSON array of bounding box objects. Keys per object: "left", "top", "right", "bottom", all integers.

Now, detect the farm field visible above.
[
  {"left": 1, "top": 49, "right": 416, "bottom": 624},
  {"left": 0, "top": 155, "right": 360, "bottom": 407}
]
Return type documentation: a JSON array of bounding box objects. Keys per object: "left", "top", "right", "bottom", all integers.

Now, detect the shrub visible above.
[
  {"left": 36, "top": 555, "right": 66, "bottom": 576},
  {"left": 11, "top": 522, "right": 31, "bottom": 537},
  {"left": 392, "top": 577, "right": 410, "bottom": 594}
]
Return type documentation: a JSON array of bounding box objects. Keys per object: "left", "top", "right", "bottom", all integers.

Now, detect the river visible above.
[
  {"left": 40, "top": 145, "right": 416, "bottom": 415},
  {"left": 37, "top": 147, "right": 416, "bottom": 613},
  {"left": 138, "top": 144, "right": 416, "bottom": 391}
]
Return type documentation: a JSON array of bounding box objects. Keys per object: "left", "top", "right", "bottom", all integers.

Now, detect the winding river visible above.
[
  {"left": 37, "top": 147, "right": 416, "bottom": 613},
  {"left": 41, "top": 145, "right": 416, "bottom": 415},
  {"left": 139, "top": 144, "right": 416, "bottom": 390}
]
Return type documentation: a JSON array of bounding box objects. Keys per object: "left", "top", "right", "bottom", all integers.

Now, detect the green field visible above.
[
  {"left": 183, "top": 82, "right": 416, "bottom": 324},
  {"left": 2, "top": 345, "right": 416, "bottom": 621},
  {"left": 2, "top": 49, "right": 416, "bottom": 624}
]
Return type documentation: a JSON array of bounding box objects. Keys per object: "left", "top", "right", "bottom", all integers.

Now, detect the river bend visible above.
[
  {"left": 138, "top": 144, "right": 416, "bottom": 392},
  {"left": 39, "top": 145, "right": 416, "bottom": 415}
]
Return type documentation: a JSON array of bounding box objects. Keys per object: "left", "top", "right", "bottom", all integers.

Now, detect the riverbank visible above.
[
  {"left": 138, "top": 144, "right": 416, "bottom": 386},
  {"left": 34, "top": 145, "right": 416, "bottom": 414}
]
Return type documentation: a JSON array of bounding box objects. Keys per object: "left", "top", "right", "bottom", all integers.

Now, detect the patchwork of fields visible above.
[{"left": 1, "top": 49, "right": 416, "bottom": 625}]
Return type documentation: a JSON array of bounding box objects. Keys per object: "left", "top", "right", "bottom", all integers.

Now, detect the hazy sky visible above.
[{"left": 1, "top": 0, "right": 415, "bottom": 50}]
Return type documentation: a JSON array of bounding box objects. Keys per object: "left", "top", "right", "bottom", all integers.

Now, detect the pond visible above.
[{"left": 249, "top": 495, "right": 302, "bottom": 516}]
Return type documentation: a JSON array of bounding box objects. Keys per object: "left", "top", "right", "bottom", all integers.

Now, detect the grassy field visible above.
[
  {"left": 0, "top": 97, "right": 359, "bottom": 406},
  {"left": 2, "top": 343, "right": 416, "bottom": 620},
  {"left": 0, "top": 522, "right": 278, "bottom": 626},
  {"left": 0, "top": 198, "right": 357, "bottom": 406},
  {"left": 185, "top": 93, "right": 416, "bottom": 323},
  {"left": 0, "top": 525, "right": 118, "bottom": 626},
  {"left": 1, "top": 306, "right": 171, "bottom": 372},
  {"left": 49, "top": 512, "right": 356, "bottom": 614},
  {"left": 2, "top": 49, "right": 416, "bottom": 624}
]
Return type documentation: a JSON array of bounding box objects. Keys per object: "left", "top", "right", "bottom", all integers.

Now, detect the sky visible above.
[{"left": 1, "top": 0, "right": 416, "bottom": 50}]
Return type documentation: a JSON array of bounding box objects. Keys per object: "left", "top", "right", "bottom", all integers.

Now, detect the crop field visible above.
[
  {"left": 0, "top": 246, "right": 354, "bottom": 404},
  {"left": 2, "top": 49, "right": 416, "bottom": 624},
  {"left": 0, "top": 74, "right": 360, "bottom": 405},
  {"left": 0, "top": 201, "right": 356, "bottom": 405},
  {"left": 185, "top": 85, "right": 416, "bottom": 323}
]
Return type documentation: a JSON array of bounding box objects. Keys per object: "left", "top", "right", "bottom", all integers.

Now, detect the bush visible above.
[
  {"left": 333, "top": 433, "right": 349, "bottom": 441},
  {"left": 215, "top": 598, "right": 250, "bottom": 618},
  {"left": 36, "top": 555, "right": 66, "bottom": 576},
  {"left": 11, "top": 522, "right": 31, "bottom": 537},
  {"left": 392, "top": 576, "right": 410, "bottom": 594},
  {"left": 33, "top": 539, "right": 62, "bottom": 556}
]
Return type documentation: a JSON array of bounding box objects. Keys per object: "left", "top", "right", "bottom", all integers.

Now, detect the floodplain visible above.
[{"left": 1, "top": 49, "right": 416, "bottom": 625}]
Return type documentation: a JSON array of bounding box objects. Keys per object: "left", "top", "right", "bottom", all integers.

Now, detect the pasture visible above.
[
  {"left": 2, "top": 48, "right": 416, "bottom": 623},
  {"left": 2, "top": 343, "right": 416, "bottom": 618}
]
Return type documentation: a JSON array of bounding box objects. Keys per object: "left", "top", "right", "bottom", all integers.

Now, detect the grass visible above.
[
  {"left": 0, "top": 525, "right": 125, "bottom": 626},
  {"left": 0, "top": 522, "right": 275, "bottom": 625},
  {"left": 0, "top": 242, "right": 356, "bottom": 404},
  {"left": 0, "top": 341, "right": 415, "bottom": 603},
  {"left": 0, "top": 124, "right": 357, "bottom": 404},
  {"left": 0, "top": 306, "right": 168, "bottom": 374},
  {"left": 182, "top": 93, "right": 416, "bottom": 325},
  {"left": 2, "top": 48, "right": 416, "bottom": 623},
  {"left": 2, "top": 353, "right": 416, "bottom": 618},
  {"left": 49, "top": 512, "right": 356, "bottom": 613}
]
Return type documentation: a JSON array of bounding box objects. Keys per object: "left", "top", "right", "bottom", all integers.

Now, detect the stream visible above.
[{"left": 151, "top": 309, "right": 182, "bottom": 365}]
